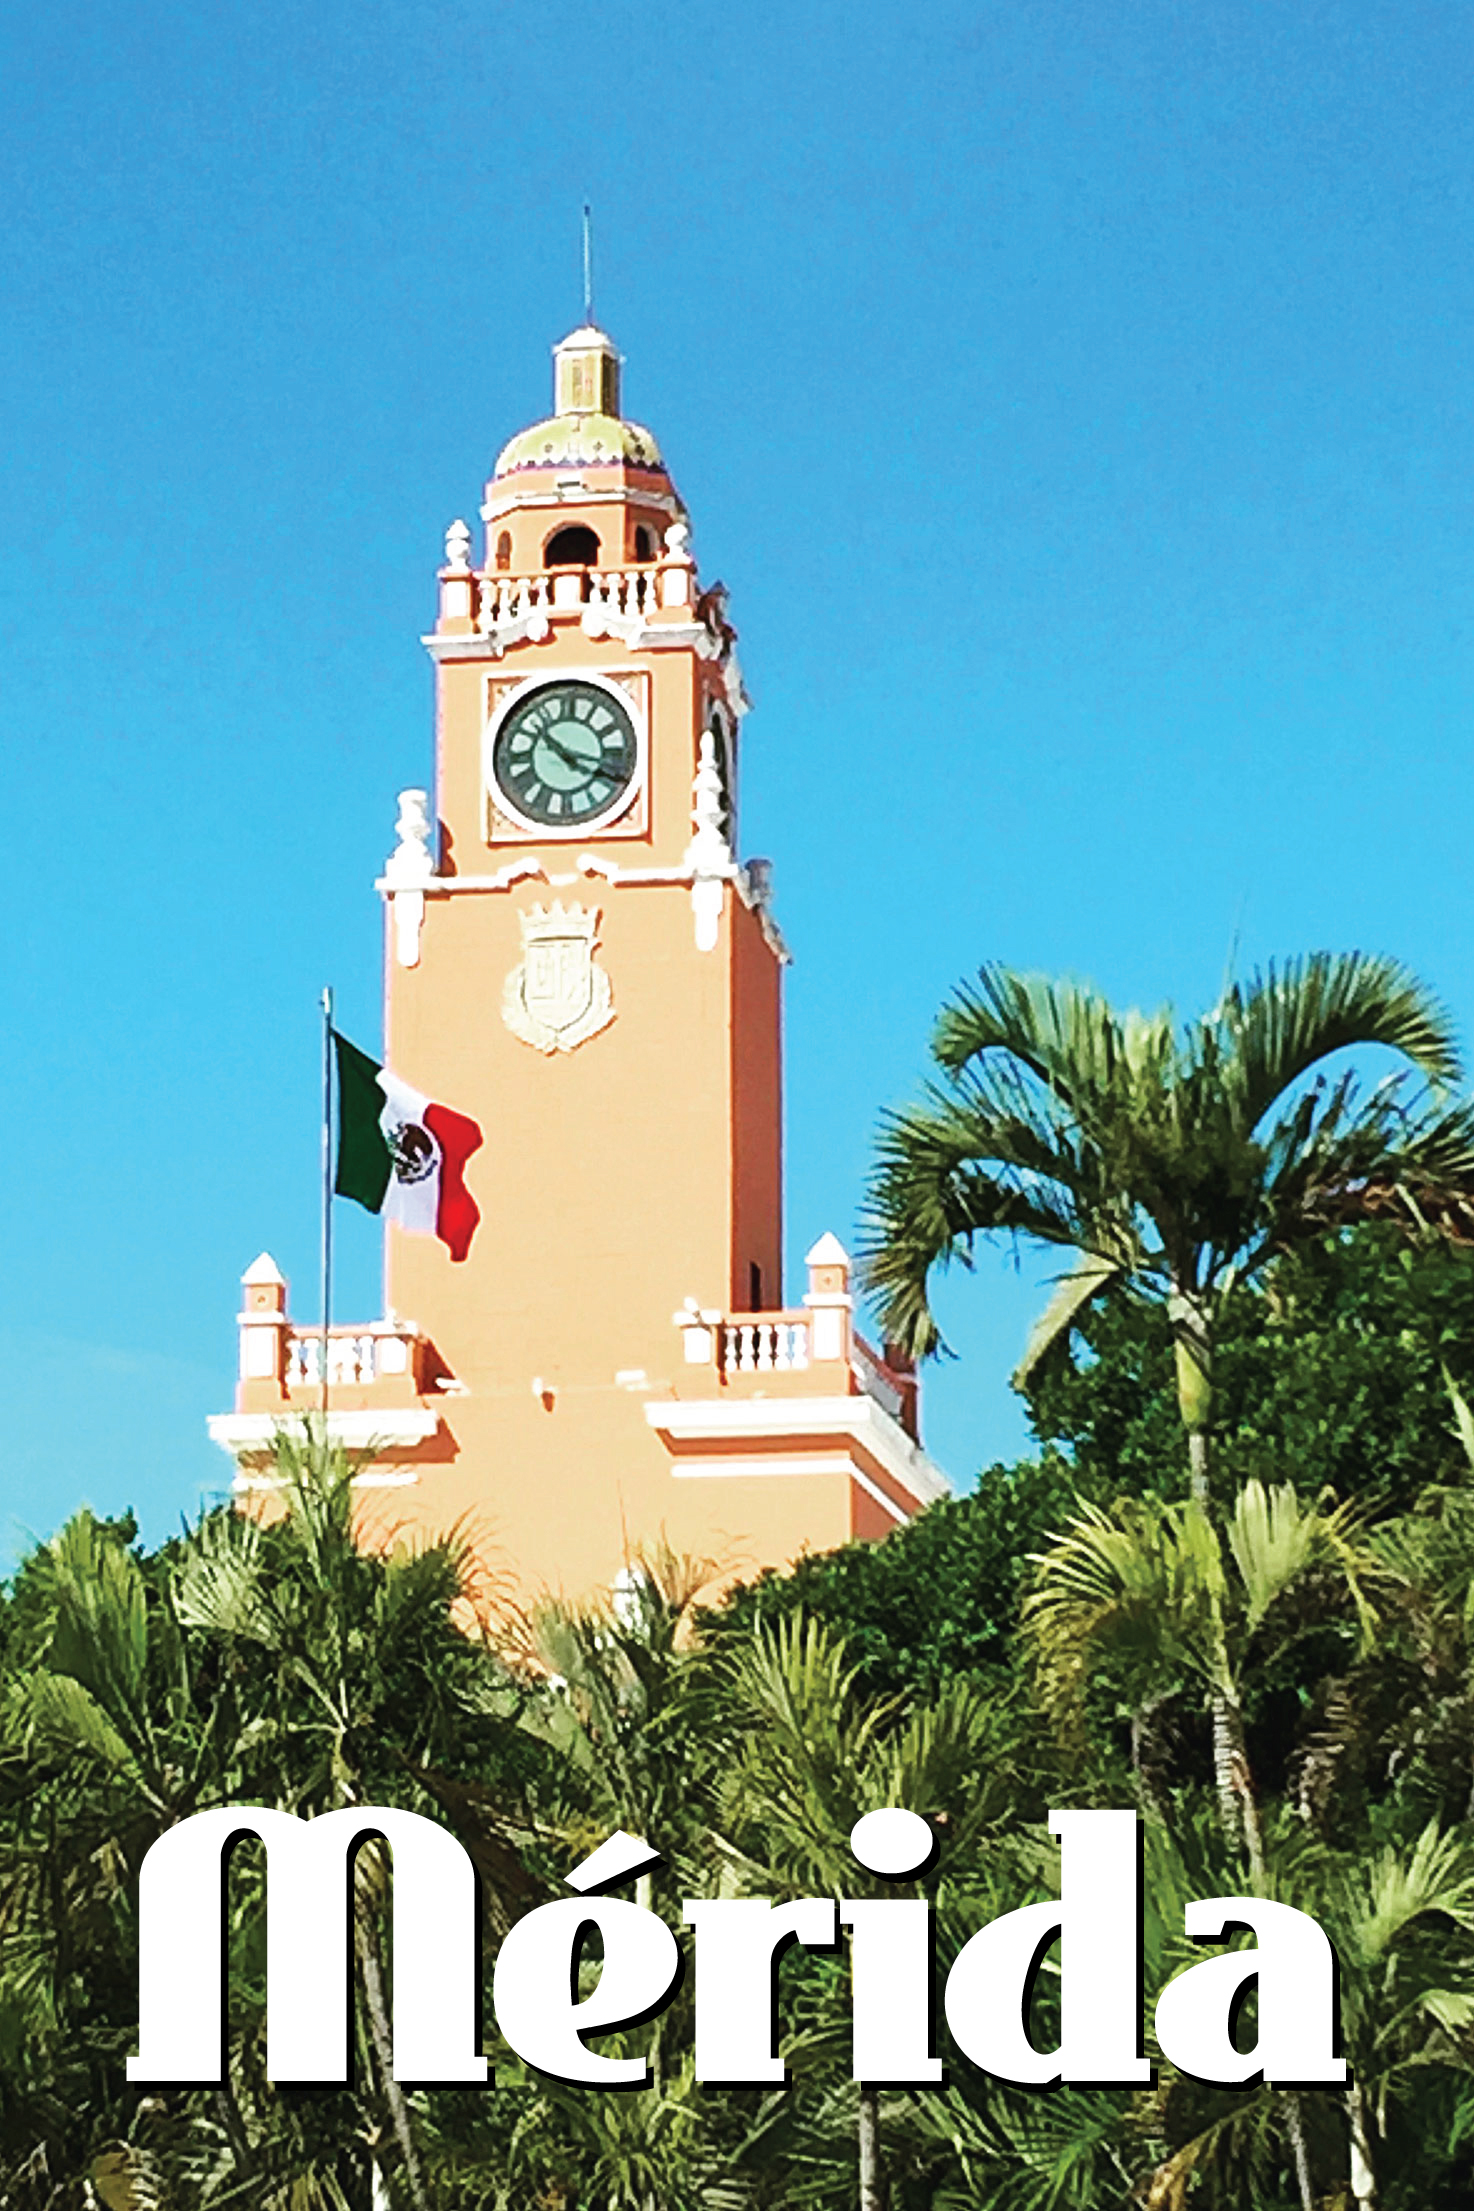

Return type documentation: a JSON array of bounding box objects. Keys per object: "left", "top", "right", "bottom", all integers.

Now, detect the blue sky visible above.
[{"left": 3, "top": 0, "right": 1472, "bottom": 1566}]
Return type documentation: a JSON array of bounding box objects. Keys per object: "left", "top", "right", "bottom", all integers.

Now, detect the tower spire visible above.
[{"left": 582, "top": 203, "right": 594, "bottom": 327}]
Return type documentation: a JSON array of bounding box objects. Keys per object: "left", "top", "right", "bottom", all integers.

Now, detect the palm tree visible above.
[
  {"left": 715, "top": 1614, "right": 1014, "bottom": 2211},
  {"left": 170, "top": 1423, "right": 498, "bottom": 2210},
  {"left": 864, "top": 953, "right": 1474, "bottom": 1508},
  {"left": 1025, "top": 1477, "right": 1391, "bottom": 2210}
]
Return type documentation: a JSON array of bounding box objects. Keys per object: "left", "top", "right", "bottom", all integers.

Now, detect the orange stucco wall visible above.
[
  {"left": 729, "top": 895, "right": 783, "bottom": 1312},
  {"left": 359, "top": 494, "right": 826, "bottom": 1601}
]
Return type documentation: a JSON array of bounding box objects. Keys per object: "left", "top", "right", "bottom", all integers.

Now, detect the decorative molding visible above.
[
  {"left": 578, "top": 854, "right": 713, "bottom": 889},
  {"left": 207, "top": 1410, "right": 440, "bottom": 1456},
  {"left": 481, "top": 484, "right": 685, "bottom": 525},
  {"left": 502, "top": 901, "right": 615, "bottom": 1055},
  {"left": 422, "top": 619, "right": 724, "bottom": 665},
  {"left": 232, "top": 1467, "right": 422, "bottom": 1493},
  {"left": 665, "top": 1453, "right": 911, "bottom": 1527},
  {"left": 643, "top": 1393, "right": 951, "bottom": 1508},
  {"left": 377, "top": 858, "right": 548, "bottom": 898}
]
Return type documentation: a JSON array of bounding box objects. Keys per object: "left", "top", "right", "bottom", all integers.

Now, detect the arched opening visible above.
[
  {"left": 495, "top": 530, "right": 512, "bottom": 572},
  {"left": 544, "top": 525, "right": 601, "bottom": 569},
  {"left": 634, "top": 524, "right": 655, "bottom": 563}
]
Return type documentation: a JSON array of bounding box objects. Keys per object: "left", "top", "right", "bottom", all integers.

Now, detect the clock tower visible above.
[{"left": 211, "top": 325, "right": 948, "bottom": 1604}]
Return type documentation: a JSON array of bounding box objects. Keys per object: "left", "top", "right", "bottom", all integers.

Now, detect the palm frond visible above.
[
  {"left": 1222, "top": 951, "right": 1462, "bottom": 1129},
  {"left": 1013, "top": 1255, "right": 1123, "bottom": 1386},
  {"left": 1226, "top": 1480, "right": 1381, "bottom": 1647}
]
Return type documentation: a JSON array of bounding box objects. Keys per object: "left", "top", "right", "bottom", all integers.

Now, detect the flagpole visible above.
[{"left": 320, "top": 986, "right": 334, "bottom": 1421}]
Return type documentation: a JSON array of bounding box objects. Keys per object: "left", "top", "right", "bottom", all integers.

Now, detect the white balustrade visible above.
[
  {"left": 585, "top": 567, "right": 661, "bottom": 620},
  {"left": 722, "top": 1318, "right": 810, "bottom": 1373},
  {"left": 476, "top": 565, "right": 663, "bottom": 635},
  {"left": 286, "top": 1332, "right": 405, "bottom": 1390},
  {"left": 477, "top": 573, "right": 553, "bottom": 632}
]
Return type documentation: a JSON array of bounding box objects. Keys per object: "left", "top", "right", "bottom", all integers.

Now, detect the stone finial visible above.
[
  {"left": 688, "top": 730, "right": 729, "bottom": 860},
  {"left": 804, "top": 1233, "right": 852, "bottom": 1300},
  {"left": 385, "top": 790, "right": 434, "bottom": 969},
  {"left": 657, "top": 520, "right": 694, "bottom": 610},
  {"left": 685, "top": 728, "right": 732, "bottom": 953},
  {"left": 443, "top": 518, "right": 473, "bottom": 573},
  {"left": 672, "top": 1294, "right": 721, "bottom": 1365},
  {"left": 803, "top": 1234, "right": 852, "bottom": 1363},
  {"left": 385, "top": 789, "right": 435, "bottom": 886},
  {"left": 237, "top": 1253, "right": 289, "bottom": 1388}
]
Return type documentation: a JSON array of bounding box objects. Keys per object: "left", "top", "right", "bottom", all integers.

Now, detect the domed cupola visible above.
[
  {"left": 491, "top": 326, "right": 671, "bottom": 483},
  {"left": 480, "top": 325, "right": 684, "bottom": 575}
]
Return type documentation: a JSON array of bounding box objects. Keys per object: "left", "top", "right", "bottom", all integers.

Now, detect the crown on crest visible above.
[{"left": 518, "top": 900, "right": 601, "bottom": 946}]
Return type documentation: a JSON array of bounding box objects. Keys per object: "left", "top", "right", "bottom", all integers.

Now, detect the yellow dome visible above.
[{"left": 494, "top": 412, "right": 666, "bottom": 479}]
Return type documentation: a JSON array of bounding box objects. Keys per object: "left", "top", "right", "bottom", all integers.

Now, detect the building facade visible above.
[{"left": 209, "top": 325, "right": 948, "bottom": 1604}]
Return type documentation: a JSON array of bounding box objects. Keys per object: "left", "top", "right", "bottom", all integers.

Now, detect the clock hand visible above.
[{"left": 536, "top": 732, "right": 611, "bottom": 779}]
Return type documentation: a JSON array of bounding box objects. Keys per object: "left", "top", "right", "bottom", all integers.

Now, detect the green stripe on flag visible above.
[{"left": 333, "top": 1031, "right": 393, "bottom": 1213}]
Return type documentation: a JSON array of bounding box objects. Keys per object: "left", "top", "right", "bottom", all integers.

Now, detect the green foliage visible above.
[
  {"left": 1026, "top": 1223, "right": 1474, "bottom": 1512},
  {"left": 700, "top": 1457, "right": 1089, "bottom": 1702},
  {"left": 14, "top": 956, "right": 1474, "bottom": 2205},
  {"left": 863, "top": 952, "right": 1474, "bottom": 1363}
]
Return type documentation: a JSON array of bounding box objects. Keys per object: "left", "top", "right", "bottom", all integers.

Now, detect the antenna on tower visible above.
[{"left": 582, "top": 203, "right": 594, "bottom": 326}]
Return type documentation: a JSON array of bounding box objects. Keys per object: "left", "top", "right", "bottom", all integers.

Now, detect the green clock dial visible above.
[{"left": 492, "top": 682, "right": 639, "bottom": 827}]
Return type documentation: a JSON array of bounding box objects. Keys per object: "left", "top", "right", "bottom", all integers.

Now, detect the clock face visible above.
[{"left": 491, "top": 682, "right": 639, "bottom": 828}]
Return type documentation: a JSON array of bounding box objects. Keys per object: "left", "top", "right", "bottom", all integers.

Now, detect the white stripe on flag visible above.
[{"left": 377, "top": 1068, "right": 442, "bottom": 1237}]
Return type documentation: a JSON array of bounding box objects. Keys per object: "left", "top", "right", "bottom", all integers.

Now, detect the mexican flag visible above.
[{"left": 332, "top": 1032, "right": 483, "bottom": 1262}]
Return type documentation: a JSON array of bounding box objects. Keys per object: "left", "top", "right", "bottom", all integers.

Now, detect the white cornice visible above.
[
  {"left": 480, "top": 486, "right": 684, "bottom": 524},
  {"left": 207, "top": 1411, "right": 440, "bottom": 1456},
  {"left": 666, "top": 1452, "right": 912, "bottom": 1527},
  {"left": 422, "top": 622, "right": 721, "bottom": 665},
  {"left": 643, "top": 1393, "right": 951, "bottom": 1507}
]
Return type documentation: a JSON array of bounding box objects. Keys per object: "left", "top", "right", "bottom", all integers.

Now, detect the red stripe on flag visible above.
[{"left": 424, "top": 1102, "right": 483, "bottom": 1262}]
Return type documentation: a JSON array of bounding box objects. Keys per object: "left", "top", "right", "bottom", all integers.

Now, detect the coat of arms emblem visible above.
[{"left": 502, "top": 902, "right": 615, "bottom": 1054}]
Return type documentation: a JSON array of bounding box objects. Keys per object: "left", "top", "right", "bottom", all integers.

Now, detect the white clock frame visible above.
[{"left": 483, "top": 669, "right": 650, "bottom": 843}]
